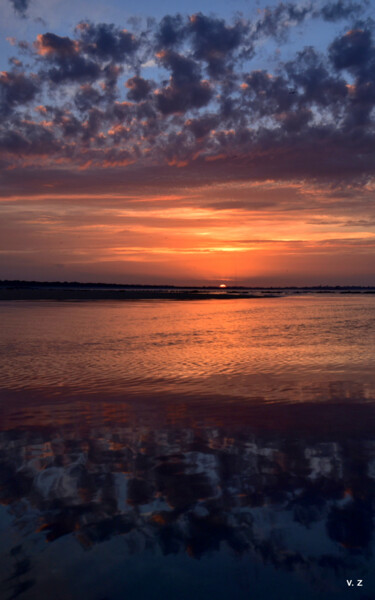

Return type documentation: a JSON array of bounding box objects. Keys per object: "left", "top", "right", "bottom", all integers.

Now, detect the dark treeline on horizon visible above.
[{"left": 1, "top": 280, "right": 375, "bottom": 291}]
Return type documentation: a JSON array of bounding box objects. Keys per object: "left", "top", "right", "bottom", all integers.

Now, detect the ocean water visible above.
[{"left": 0, "top": 296, "right": 374, "bottom": 600}]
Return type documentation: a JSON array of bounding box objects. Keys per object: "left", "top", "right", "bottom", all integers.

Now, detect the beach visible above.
[{"left": 1, "top": 296, "right": 375, "bottom": 600}]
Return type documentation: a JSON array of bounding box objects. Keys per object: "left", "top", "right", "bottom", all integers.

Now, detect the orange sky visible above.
[
  {"left": 1, "top": 175, "right": 375, "bottom": 285},
  {"left": 1, "top": 2, "right": 375, "bottom": 284}
]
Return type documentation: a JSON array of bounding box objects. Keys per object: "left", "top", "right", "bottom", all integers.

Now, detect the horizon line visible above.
[{"left": 2, "top": 279, "right": 375, "bottom": 290}]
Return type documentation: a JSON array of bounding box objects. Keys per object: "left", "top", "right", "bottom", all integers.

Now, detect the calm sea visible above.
[{"left": 0, "top": 296, "right": 374, "bottom": 600}]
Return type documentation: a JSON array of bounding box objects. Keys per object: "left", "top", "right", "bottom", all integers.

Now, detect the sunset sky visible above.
[{"left": 1, "top": 0, "right": 375, "bottom": 285}]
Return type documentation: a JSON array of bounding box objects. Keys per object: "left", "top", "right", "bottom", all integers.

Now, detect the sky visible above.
[{"left": 1, "top": 0, "right": 375, "bottom": 286}]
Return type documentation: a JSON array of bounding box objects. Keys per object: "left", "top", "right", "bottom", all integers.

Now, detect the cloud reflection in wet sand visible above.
[{"left": 1, "top": 392, "right": 375, "bottom": 600}]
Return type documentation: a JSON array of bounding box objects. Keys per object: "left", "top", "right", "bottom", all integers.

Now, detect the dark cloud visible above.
[
  {"left": 184, "top": 115, "right": 219, "bottom": 140},
  {"left": 328, "top": 27, "right": 375, "bottom": 126},
  {"left": 32, "top": 26, "right": 141, "bottom": 90},
  {"left": 0, "top": 70, "right": 38, "bottom": 114},
  {"left": 1, "top": 2, "right": 375, "bottom": 184},
  {"left": 126, "top": 76, "right": 153, "bottom": 102},
  {"left": 155, "top": 50, "right": 212, "bottom": 114},
  {"left": 284, "top": 47, "right": 348, "bottom": 107},
  {"left": 156, "top": 80, "right": 212, "bottom": 114},
  {"left": 157, "top": 49, "right": 201, "bottom": 86},
  {"left": 9, "top": 0, "right": 30, "bottom": 17},
  {"left": 329, "top": 27, "right": 373, "bottom": 70},
  {"left": 156, "top": 12, "right": 251, "bottom": 77},
  {"left": 35, "top": 32, "right": 101, "bottom": 84},
  {"left": 51, "top": 108, "right": 85, "bottom": 139},
  {"left": 156, "top": 14, "right": 186, "bottom": 48},
  {"left": 319, "top": 0, "right": 366, "bottom": 22},
  {"left": 252, "top": 1, "right": 367, "bottom": 42},
  {"left": 276, "top": 107, "right": 312, "bottom": 132},
  {"left": 188, "top": 13, "right": 249, "bottom": 76},
  {"left": 75, "top": 22, "right": 138, "bottom": 62},
  {"left": 253, "top": 3, "right": 313, "bottom": 42},
  {"left": 0, "top": 120, "right": 59, "bottom": 156},
  {"left": 74, "top": 85, "right": 105, "bottom": 112},
  {"left": 45, "top": 56, "right": 101, "bottom": 84},
  {"left": 241, "top": 70, "right": 296, "bottom": 117},
  {"left": 35, "top": 32, "right": 78, "bottom": 57}
]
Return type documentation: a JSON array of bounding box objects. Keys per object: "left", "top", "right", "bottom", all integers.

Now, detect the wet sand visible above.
[{"left": 1, "top": 385, "right": 375, "bottom": 439}]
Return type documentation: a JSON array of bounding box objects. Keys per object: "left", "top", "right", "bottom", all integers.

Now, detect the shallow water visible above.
[
  {"left": 0, "top": 296, "right": 375, "bottom": 599},
  {"left": 1, "top": 296, "right": 375, "bottom": 400}
]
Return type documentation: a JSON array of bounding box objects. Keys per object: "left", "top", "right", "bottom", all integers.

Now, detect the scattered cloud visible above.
[
  {"left": 0, "top": 0, "right": 373, "bottom": 184},
  {"left": 8, "top": 0, "right": 30, "bottom": 18}
]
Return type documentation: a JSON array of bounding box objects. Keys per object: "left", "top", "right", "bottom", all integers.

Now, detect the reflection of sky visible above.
[
  {"left": 1, "top": 296, "right": 375, "bottom": 400},
  {"left": 1, "top": 409, "right": 375, "bottom": 600}
]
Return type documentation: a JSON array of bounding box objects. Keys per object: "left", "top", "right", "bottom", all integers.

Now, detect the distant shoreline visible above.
[
  {"left": 2, "top": 280, "right": 375, "bottom": 291},
  {"left": 0, "top": 288, "right": 262, "bottom": 301},
  {"left": 1, "top": 285, "right": 375, "bottom": 301}
]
